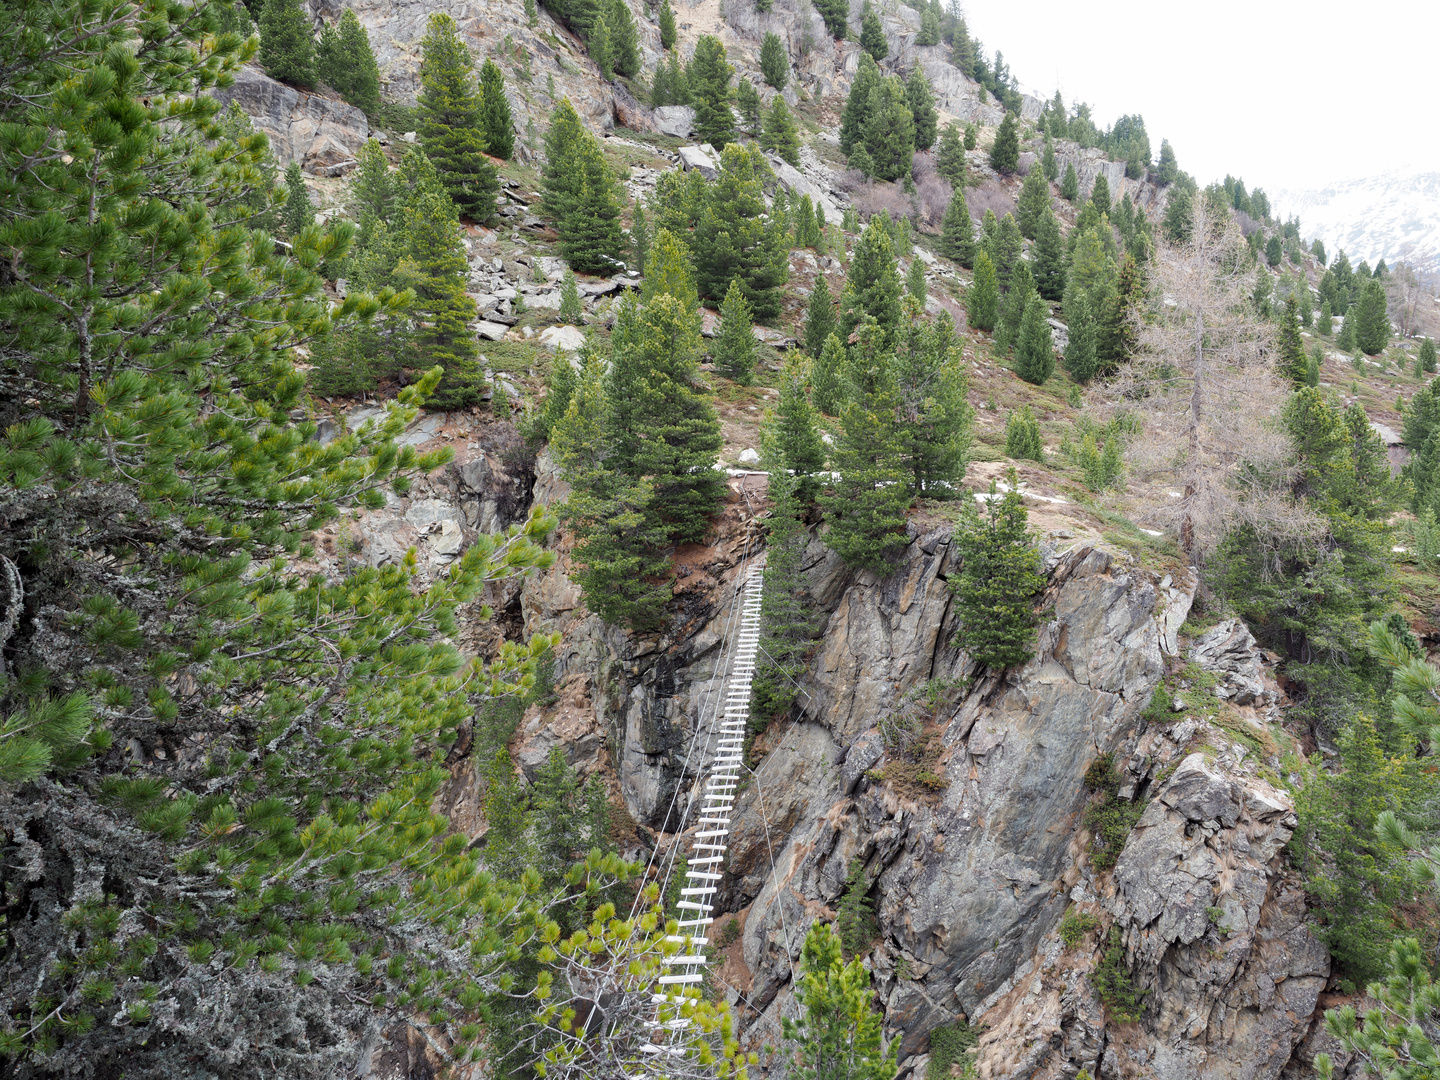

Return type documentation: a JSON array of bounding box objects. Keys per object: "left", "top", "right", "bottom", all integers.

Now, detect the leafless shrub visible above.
[
  {"left": 849, "top": 180, "right": 917, "bottom": 225},
  {"left": 964, "top": 181, "right": 1015, "bottom": 224},
  {"left": 1233, "top": 210, "right": 1262, "bottom": 237},
  {"left": 831, "top": 168, "right": 870, "bottom": 194},
  {"left": 910, "top": 153, "right": 951, "bottom": 230}
]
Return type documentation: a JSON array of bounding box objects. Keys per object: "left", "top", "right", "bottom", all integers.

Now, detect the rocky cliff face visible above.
[{"left": 328, "top": 406, "right": 1333, "bottom": 1079}]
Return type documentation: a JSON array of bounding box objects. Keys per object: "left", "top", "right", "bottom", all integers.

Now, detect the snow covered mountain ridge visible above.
[{"left": 1274, "top": 166, "right": 1440, "bottom": 273}]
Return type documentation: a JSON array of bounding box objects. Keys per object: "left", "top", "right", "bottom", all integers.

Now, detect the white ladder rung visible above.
[
  {"left": 658, "top": 973, "right": 706, "bottom": 984},
  {"left": 664, "top": 954, "right": 709, "bottom": 964}
]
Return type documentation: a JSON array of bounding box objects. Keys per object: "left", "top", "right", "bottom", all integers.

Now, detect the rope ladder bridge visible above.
[{"left": 639, "top": 566, "right": 764, "bottom": 1065}]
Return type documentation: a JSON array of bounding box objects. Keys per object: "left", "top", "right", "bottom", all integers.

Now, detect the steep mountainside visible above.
[{"left": 1275, "top": 167, "right": 1440, "bottom": 272}]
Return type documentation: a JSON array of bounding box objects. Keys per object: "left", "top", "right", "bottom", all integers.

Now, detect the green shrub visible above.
[
  {"left": 927, "top": 1019, "right": 979, "bottom": 1080},
  {"left": 1091, "top": 926, "right": 1147, "bottom": 1021},
  {"left": 1004, "top": 404, "right": 1043, "bottom": 461},
  {"left": 716, "top": 917, "right": 742, "bottom": 948},
  {"left": 1058, "top": 909, "right": 1100, "bottom": 949},
  {"left": 836, "top": 859, "right": 877, "bottom": 958}
]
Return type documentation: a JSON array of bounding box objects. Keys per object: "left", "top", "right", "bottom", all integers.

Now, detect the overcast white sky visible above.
[{"left": 962, "top": 0, "right": 1440, "bottom": 195}]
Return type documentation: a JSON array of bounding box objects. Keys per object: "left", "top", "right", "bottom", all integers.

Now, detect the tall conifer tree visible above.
[
  {"left": 479, "top": 58, "right": 516, "bottom": 160},
  {"left": 259, "top": 0, "right": 316, "bottom": 86},
  {"left": 690, "top": 35, "right": 736, "bottom": 148},
  {"left": 805, "top": 278, "right": 837, "bottom": 358},
  {"left": 692, "top": 145, "right": 789, "bottom": 319},
  {"left": 989, "top": 112, "right": 1019, "bottom": 174},
  {"left": 906, "top": 67, "right": 938, "bottom": 151},
  {"left": 820, "top": 322, "right": 911, "bottom": 572},
  {"left": 391, "top": 190, "right": 487, "bottom": 408},
  {"left": 838, "top": 219, "right": 904, "bottom": 348},
  {"left": 417, "top": 13, "right": 499, "bottom": 221}
]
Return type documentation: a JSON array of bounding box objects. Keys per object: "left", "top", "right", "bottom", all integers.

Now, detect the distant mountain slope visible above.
[{"left": 1274, "top": 167, "right": 1440, "bottom": 272}]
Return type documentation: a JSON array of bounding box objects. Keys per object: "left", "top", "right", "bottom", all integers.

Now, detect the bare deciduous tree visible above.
[{"left": 1100, "top": 198, "right": 1318, "bottom": 559}]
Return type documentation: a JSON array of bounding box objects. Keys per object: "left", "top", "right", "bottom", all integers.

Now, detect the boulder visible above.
[
  {"left": 677, "top": 145, "right": 719, "bottom": 179},
  {"left": 539, "top": 325, "right": 587, "bottom": 353},
  {"left": 653, "top": 105, "right": 695, "bottom": 138},
  {"left": 475, "top": 321, "right": 510, "bottom": 342}
]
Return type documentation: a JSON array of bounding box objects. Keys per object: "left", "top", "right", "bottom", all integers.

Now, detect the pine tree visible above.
[
  {"left": 936, "top": 121, "right": 967, "bottom": 186},
  {"left": 814, "top": 0, "right": 849, "bottom": 38},
  {"left": 479, "top": 59, "right": 516, "bottom": 159},
  {"left": 1277, "top": 296, "right": 1308, "bottom": 387},
  {"left": 1156, "top": 139, "right": 1178, "bottom": 185},
  {"left": 317, "top": 10, "right": 381, "bottom": 112},
  {"left": 983, "top": 211, "right": 1023, "bottom": 290},
  {"left": 606, "top": 0, "right": 641, "bottom": 76},
  {"left": 1031, "top": 207, "right": 1067, "bottom": 301},
  {"left": 417, "top": 13, "right": 499, "bottom": 221},
  {"left": 1061, "top": 160, "right": 1080, "bottom": 202},
  {"left": 713, "top": 278, "right": 757, "bottom": 384},
  {"left": 805, "top": 277, "right": 837, "bottom": 357},
  {"left": 1063, "top": 293, "right": 1098, "bottom": 383},
  {"left": 1421, "top": 337, "right": 1438, "bottom": 374},
  {"left": 767, "top": 353, "right": 828, "bottom": 500},
  {"left": 761, "top": 95, "right": 802, "bottom": 166},
  {"left": 630, "top": 203, "right": 650, "bottom": 273},
  {"left": 967, "top": 250, "right": 999, "bottom": 332},
  {"left": 1064, "top": 225, "right": 1118, "bottom": 330},
  {"left": 812, "top": 332, "right": 846, "bottom": 414},
  {"left": 543, "top": 98, "right": 625, "bottom": 273},
  {"left": 751, "top": 469, "right": 816, "bottom": 721},
  {"left": 690, "top": 35, "right": 736, "bottom": 149},
  {"left": 0, "top": 6, "right": 575, "bottom": 1069},
  {"left": 939, "top": 191, "right": 975, "bottom": 266},
  {"left": 840, "top": 53, "right": 880, "bottom": 156},
  {"left": 281, "top": 161, "right": 314, "bottom": 240},
  {"left": 641, "top": 227, "right": 698, "bottom": 310},
  {"left": 559, "top": 270, "right": 584, "bottom": 323},
  {"left": 1014, "top": 293, "right": 1055, "bottom": 384},
  {"left": 659, "top": 0, "right": 677, "bottom": 49},
  {"left": 963, "top": 121, "right": 978, "bottom": 150},
  {"left": 1016, "top": 165, "right": 1050, "bottom": 240},
  {"left": 820, "top": 322, "right": 911, "bottom": 573},
  {"left": 1353, "top": 277, "right": 1391, "bottom": 356},
  {"left": 608, "top": 292, "right": 725, "bottom": 544},
  {"left": 917, "top": 4, "right": 941, "bottom": 45},
  {"left": 1042, "top": 135, "right": 1058, "bottom": 181},
  {"left": 994, "top": 260, "right": 1034, "bottom": 353},
  {"left": 782, "top": 923, "right": 898, "bottom": 1080},
  {"left": 906, "top": 257, "right": 927, "bottom": 304},
  {"left": 894, "top": 304, "right": 972, "bottom": 494},
  {"left": 950, "top": 471, "right": 1046, "bottom": 669},
  {"left": 989, "top": 112, "right": 1020, "bottom": 175},
  {"left": 761, "top": 31, "right": 789, "bottom": 89},
  {"left": 860, "top": 2, "right": 888, "bottom": 60},
  {"left": 1005, "top": 404, "right": 1043, "bottom": 461},
  {"left": 391, "top": 190, "right": 487, "bottom": 408},
  {"left": 1317, "top": 300, "right": 1333, "bottom": 337},
  {"left": 735, "top": 76, "right": 762, "bottom": 135},
  {"left": 1264, "top": 232, "right": 1282, "bottom": 268},
  {"left": 1337, "top": 305, "right": 1357, "bottom": 352},
  {"left": 589, "top": 15, "right": 613, "bottom": 80},
  {"left": 259, "top": 0, "right": 316, "bottom": 87},
  {"left": 1094, "top": 253, "right": 1142, "bottom": 373},
  {"left": 1090, "top": 172, "right": 1111, "bottom": 216},
  {"left": 861, "top": 77, "right": 916, "bottom": 182},
  {"left": 692, "top": 144, "right": 789, "bottom": 319},
  {"left": 906, "top": 67, "right": 938, "bottom": 151},
  {"left": 838, "top": 219, "right": 904, "bottom": 348},
  {"left": 551, "top": 350, "right": 674, "bottom": 629},
  {"left": 525, "top": 0, "right": 538, "bottom": 25},
  {"left": 526, "top": 346, "right": 580, "bottom": 444}
]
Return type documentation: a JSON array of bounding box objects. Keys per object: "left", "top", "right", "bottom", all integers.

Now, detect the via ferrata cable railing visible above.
[{"left": 641, "top": 566, "right": 764, "bottom": 1058}]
